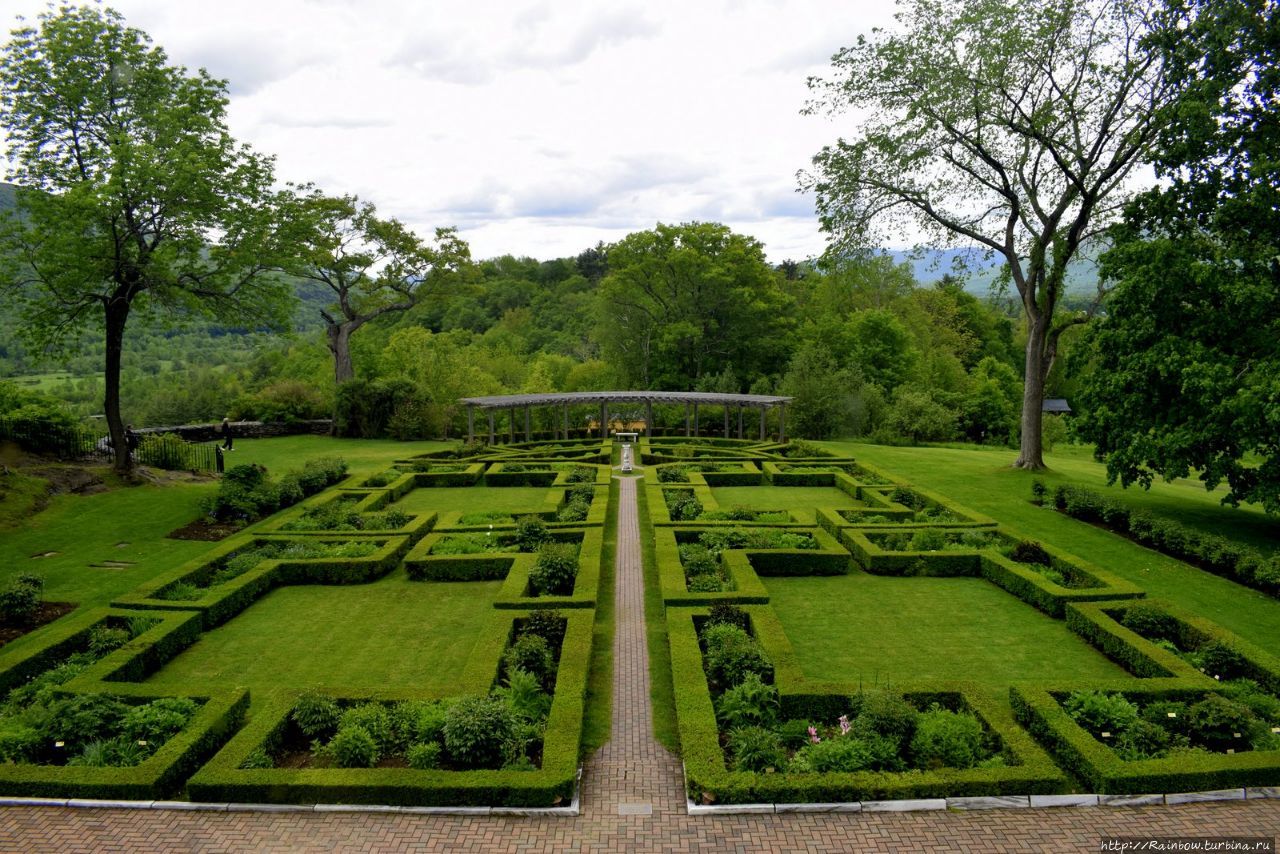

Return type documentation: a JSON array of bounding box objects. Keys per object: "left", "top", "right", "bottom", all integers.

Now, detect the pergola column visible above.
[
  {"left": 508, "top": 407, "right": 515, "bottom": 443},
  {"left": 467, "top": 405, "right": 474, "bottom": 444},
  {"left": 600, "top": 402, "right": 608, "bottom": 438},
  {"left": 779, "top": 403, "right": 787, "bottom": 443},
  {"left": 487, "top": 410, "right": 495, "bottom": 444},
  {"left": 723, "top": 407, "right": 729, "bottom": 438},
  {"left": 693, "top": 403, "right": 699, "bottom": 438},
  {"left": 737, "top": 404, "right": 744, "bottom": 439},
  {"left": 684, "top": 402, "right": 691, "bottom": 437},
  {"left": 563, "top": 403, "right": 569, "bottom": 440},
  {"left": 646, "top": 401, "right": 653, "bottom": 437},
  {"left": 759, "top": 405, "right": 766, "bottom": 440}
]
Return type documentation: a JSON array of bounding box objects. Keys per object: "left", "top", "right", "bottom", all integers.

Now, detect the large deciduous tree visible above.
[
  {"left": 1075, "top": 0, "right": 1279, "bottom": 512},
  {"left": 0, "top": 6, "right": 295, "bottom": 472},
  {"left": 283, "top": 191, "right": 470, "bottom": 385},
  {"left": 595, "top": 221, "right": 794, "bottom": 390},
  {"left": 803, "top": 0, "right": 1177, "bottom": 469}
]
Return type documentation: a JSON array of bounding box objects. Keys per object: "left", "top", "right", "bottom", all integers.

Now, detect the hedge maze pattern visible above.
[
  {"left": 0, "top": 439, "right": 613, "bottom": 807},
  {"left": 646, "top": 439, "right": 1280, "bottom": 804}
]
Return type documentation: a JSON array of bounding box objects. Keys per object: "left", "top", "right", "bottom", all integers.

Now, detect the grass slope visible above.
[{"left": 825, "top": 441, "right": 1280, "bottom": 650}]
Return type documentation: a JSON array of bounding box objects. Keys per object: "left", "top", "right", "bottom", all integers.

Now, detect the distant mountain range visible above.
[{"left": 887, "top": 248, "right": 1101, "bottom": 296}]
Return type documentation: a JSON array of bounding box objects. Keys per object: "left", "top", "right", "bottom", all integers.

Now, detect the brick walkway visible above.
[{"left": 1, "top": 474, "right": 1277, "bottom": 852}]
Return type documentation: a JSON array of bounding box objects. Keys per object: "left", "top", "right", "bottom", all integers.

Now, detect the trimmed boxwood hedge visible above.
[
  {"left": 1011, "top": 682, "right": 1280, "bottom": 794},
  {"left": 186, "top": 609, "right": 595, "bottom": 807},
  {"left": 1066, "top": 600, "right": 1280, "bottom": 692},
  {"left": 112, "top": 535, "right": 412, "bottom": 628},
  {"left": 668, "top": 608, "right": 1067, "bottom": 804}
]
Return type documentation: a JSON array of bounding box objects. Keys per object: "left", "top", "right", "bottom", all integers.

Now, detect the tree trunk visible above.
[
  {"left": 1015, "top": 317, "right": 1049, "bottom": 470},
  {"left": 327, "top": 322, "right": 356, "bottom": 384},
  {"left": 103, "top": 300, "right": 131, "bottom": 473}
]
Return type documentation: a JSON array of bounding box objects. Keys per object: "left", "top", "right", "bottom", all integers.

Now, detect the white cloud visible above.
[{"left": 0, "top": 0, "right": 901, "bottom": 261}]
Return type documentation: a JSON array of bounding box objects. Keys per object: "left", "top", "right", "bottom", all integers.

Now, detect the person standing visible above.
[{"left": 220, "top": 417, "right": 234, "bottom": 451}]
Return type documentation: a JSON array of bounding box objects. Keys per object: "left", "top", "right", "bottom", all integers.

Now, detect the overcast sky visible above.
[{"left": 2, "top": 0, "right": 901, "bottom": 263}]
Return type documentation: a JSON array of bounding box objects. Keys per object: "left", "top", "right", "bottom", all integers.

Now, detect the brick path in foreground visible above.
[{"left": 1, "top": 474, "right": 1277, "bottom": 852}]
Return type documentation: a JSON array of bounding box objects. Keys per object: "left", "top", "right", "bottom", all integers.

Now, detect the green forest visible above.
[{"left": 0, "top": 0, "right": 1275, "bottom": 511}]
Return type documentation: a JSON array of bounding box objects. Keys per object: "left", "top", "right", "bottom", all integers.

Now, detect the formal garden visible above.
[
  {"left": 0, "top": 437, "right": 612, "bottom": 807},
  {"left": 0, "top": 431, "right": 1276, "bottom": 811}
]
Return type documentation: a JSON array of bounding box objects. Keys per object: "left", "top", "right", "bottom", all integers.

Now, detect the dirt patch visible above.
[
  {"left": 167, "top": 518, "right": 244, "bottom": 541},
  {"left": 0, "top": 602, "right": 77, "bottom": 648},
  {"left": 27, "top": 464, "right": 107, "bottom": 497},
  {"left": 30, "top": 551, "right": 60, "bottom": 559},
  {"left": 88, "top": 560, "right": 136, "bottom": 569}
]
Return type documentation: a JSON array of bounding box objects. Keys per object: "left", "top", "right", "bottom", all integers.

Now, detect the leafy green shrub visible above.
[
  {"left": 679, "top": 544, "right": 720, "bottom": 577},
  {"left": 657, "top": 466, "right": 689, "bottom": 483},
  {"left": 1141, "top": 700, "right": 1192, "bottom": 736},
  {"left": 292, "top": 691, "right": 341, "bottom": 738},
  {"left": 1009, "top": 540, "right": 1052, "bottom": 566},
  {"left": 504, "top": 633, "right": 556, "bottom": 689},
  {"left": 1120, "top": 603, "right": 1178, "bottom": 642},
  {"left": 565, "top": 466, "right": 595, "bottom": 483},
  {"left": 0, "top": 576, "right": 42, "bottom": 625},
  {"left": 394, "top": 700, "right": 451, "bottom": 746},
  {"left": 1030, "top": 479, "right": 1047, "bottom": 505},
  {"left": 852, "top": 691, "right": 918, "bottom": 746},
  {"left": 687, "top": 575, "right": 725, "bottom": 592},
  {"left": 121, "top": 697, "right": 198, "bottom": 743},
  {"left": 46, "top": 694, "right": 131, "bottom": 749},
  {"left": 407, "top": 741, "right": 442, "bottom": 770},
  {"left": 701, "top": 622, "right": 772, "bottom": 689},
  {"left": 1063, "top": 690, "right": 1140, "bottom": 734},
  {"left": 515, "top": 516, "right": 551, "bottom": 552},
  {"left": 706, "top": 602, "right": 750, "bottom": 631},
  {"left": 521, "top": 609, "right": 567, "bottom": 648},
  {"left": 87, "top": 625, "right": 131, "bottom": 657},
  {"left": 790, "top": 733, "right": 901, "bottom": 773},
  {"left": 1194, "top": 641, "right": 1250, "bottom": 680},
  {"left": 498, "top": 668, "right": 552, "bottom": 723},
  {"left": 556, "top": 499, "right": 591, "bottom": 523},
  {"left": 908, "top": 529, "right": 946, "bottom": 551},
  {"left": 665, "top": 490, "right": 703, "bottom": 521},
  {"left": 726, "top": 725, "right": 787, "bottom": 772},
  {"left": 443, "top": 695, "right": 518, "bottom": 769},
  {"left": 530, "top": 542, "right": 578, "bottom": 596},
  {"left": 1187, "top": 694, "right": 1257, "bottom": 751},
  {"left": 1114, "top": 718, "right": 1177, "bottom": 761},
  {"left": 330, "top": 724, "right": 379, "bottom": 768},
  {"left": 715, "top": 673, "right": 779, "bottom": 729},
  {"left": 909, "top": 705, "right": 985, "bottom": 769},
  {"left": 1220, "top": 680, "right": 1280, "bottom": 725},
  {"left": 339, "top": 703, "right": 393, "bottom": 751}
]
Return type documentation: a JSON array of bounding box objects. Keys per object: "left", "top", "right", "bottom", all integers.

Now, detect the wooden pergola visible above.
[{"left": 458, "top": 391, "right": 793, "bottom": 444}]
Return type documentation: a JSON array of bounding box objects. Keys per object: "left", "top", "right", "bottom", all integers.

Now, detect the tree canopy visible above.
[
  {"left": 595, "top": 222, "right": 794, "bottom": 390},
  {"left": 1075, "top": 0, "right": 1280, "bottom": 512},
  {"left": 282, "top": 190, "right": 471, "bottom": 384},
  {"left": 803, "top": 0, "right": 1177, "bottom": 469},
  {"left": 0, "top": 5, "right": 295, "bottom": 470}
]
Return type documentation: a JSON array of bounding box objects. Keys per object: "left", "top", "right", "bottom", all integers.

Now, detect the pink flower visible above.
[
  {"left": 808, "top": 726, "right": 821, "bottom": 744},
  {"left": 838, "top": 715, "right": 851, "bottom": 736}
]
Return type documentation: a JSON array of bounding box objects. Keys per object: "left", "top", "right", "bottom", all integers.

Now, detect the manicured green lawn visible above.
[
  {"left": 145, "top": 568, "right": 497, "bottom": 699},
  {"left": 230, "top": 436, "right": 447, "bottom": 476},
  {"left": 710, "top": 485, "right": 861, "bottom": 523},
  {"left": 0, "top": 482, "right": 214, "bottom": 623},
  {"left": 825, "top": 441, "right": 1280, "bottom": 650},
  {"left": 392, "top": 485, "right": 551, "bottom": 516},
  {"left": 765, "top": 571, "right": 1129, "bottom": 685}
]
